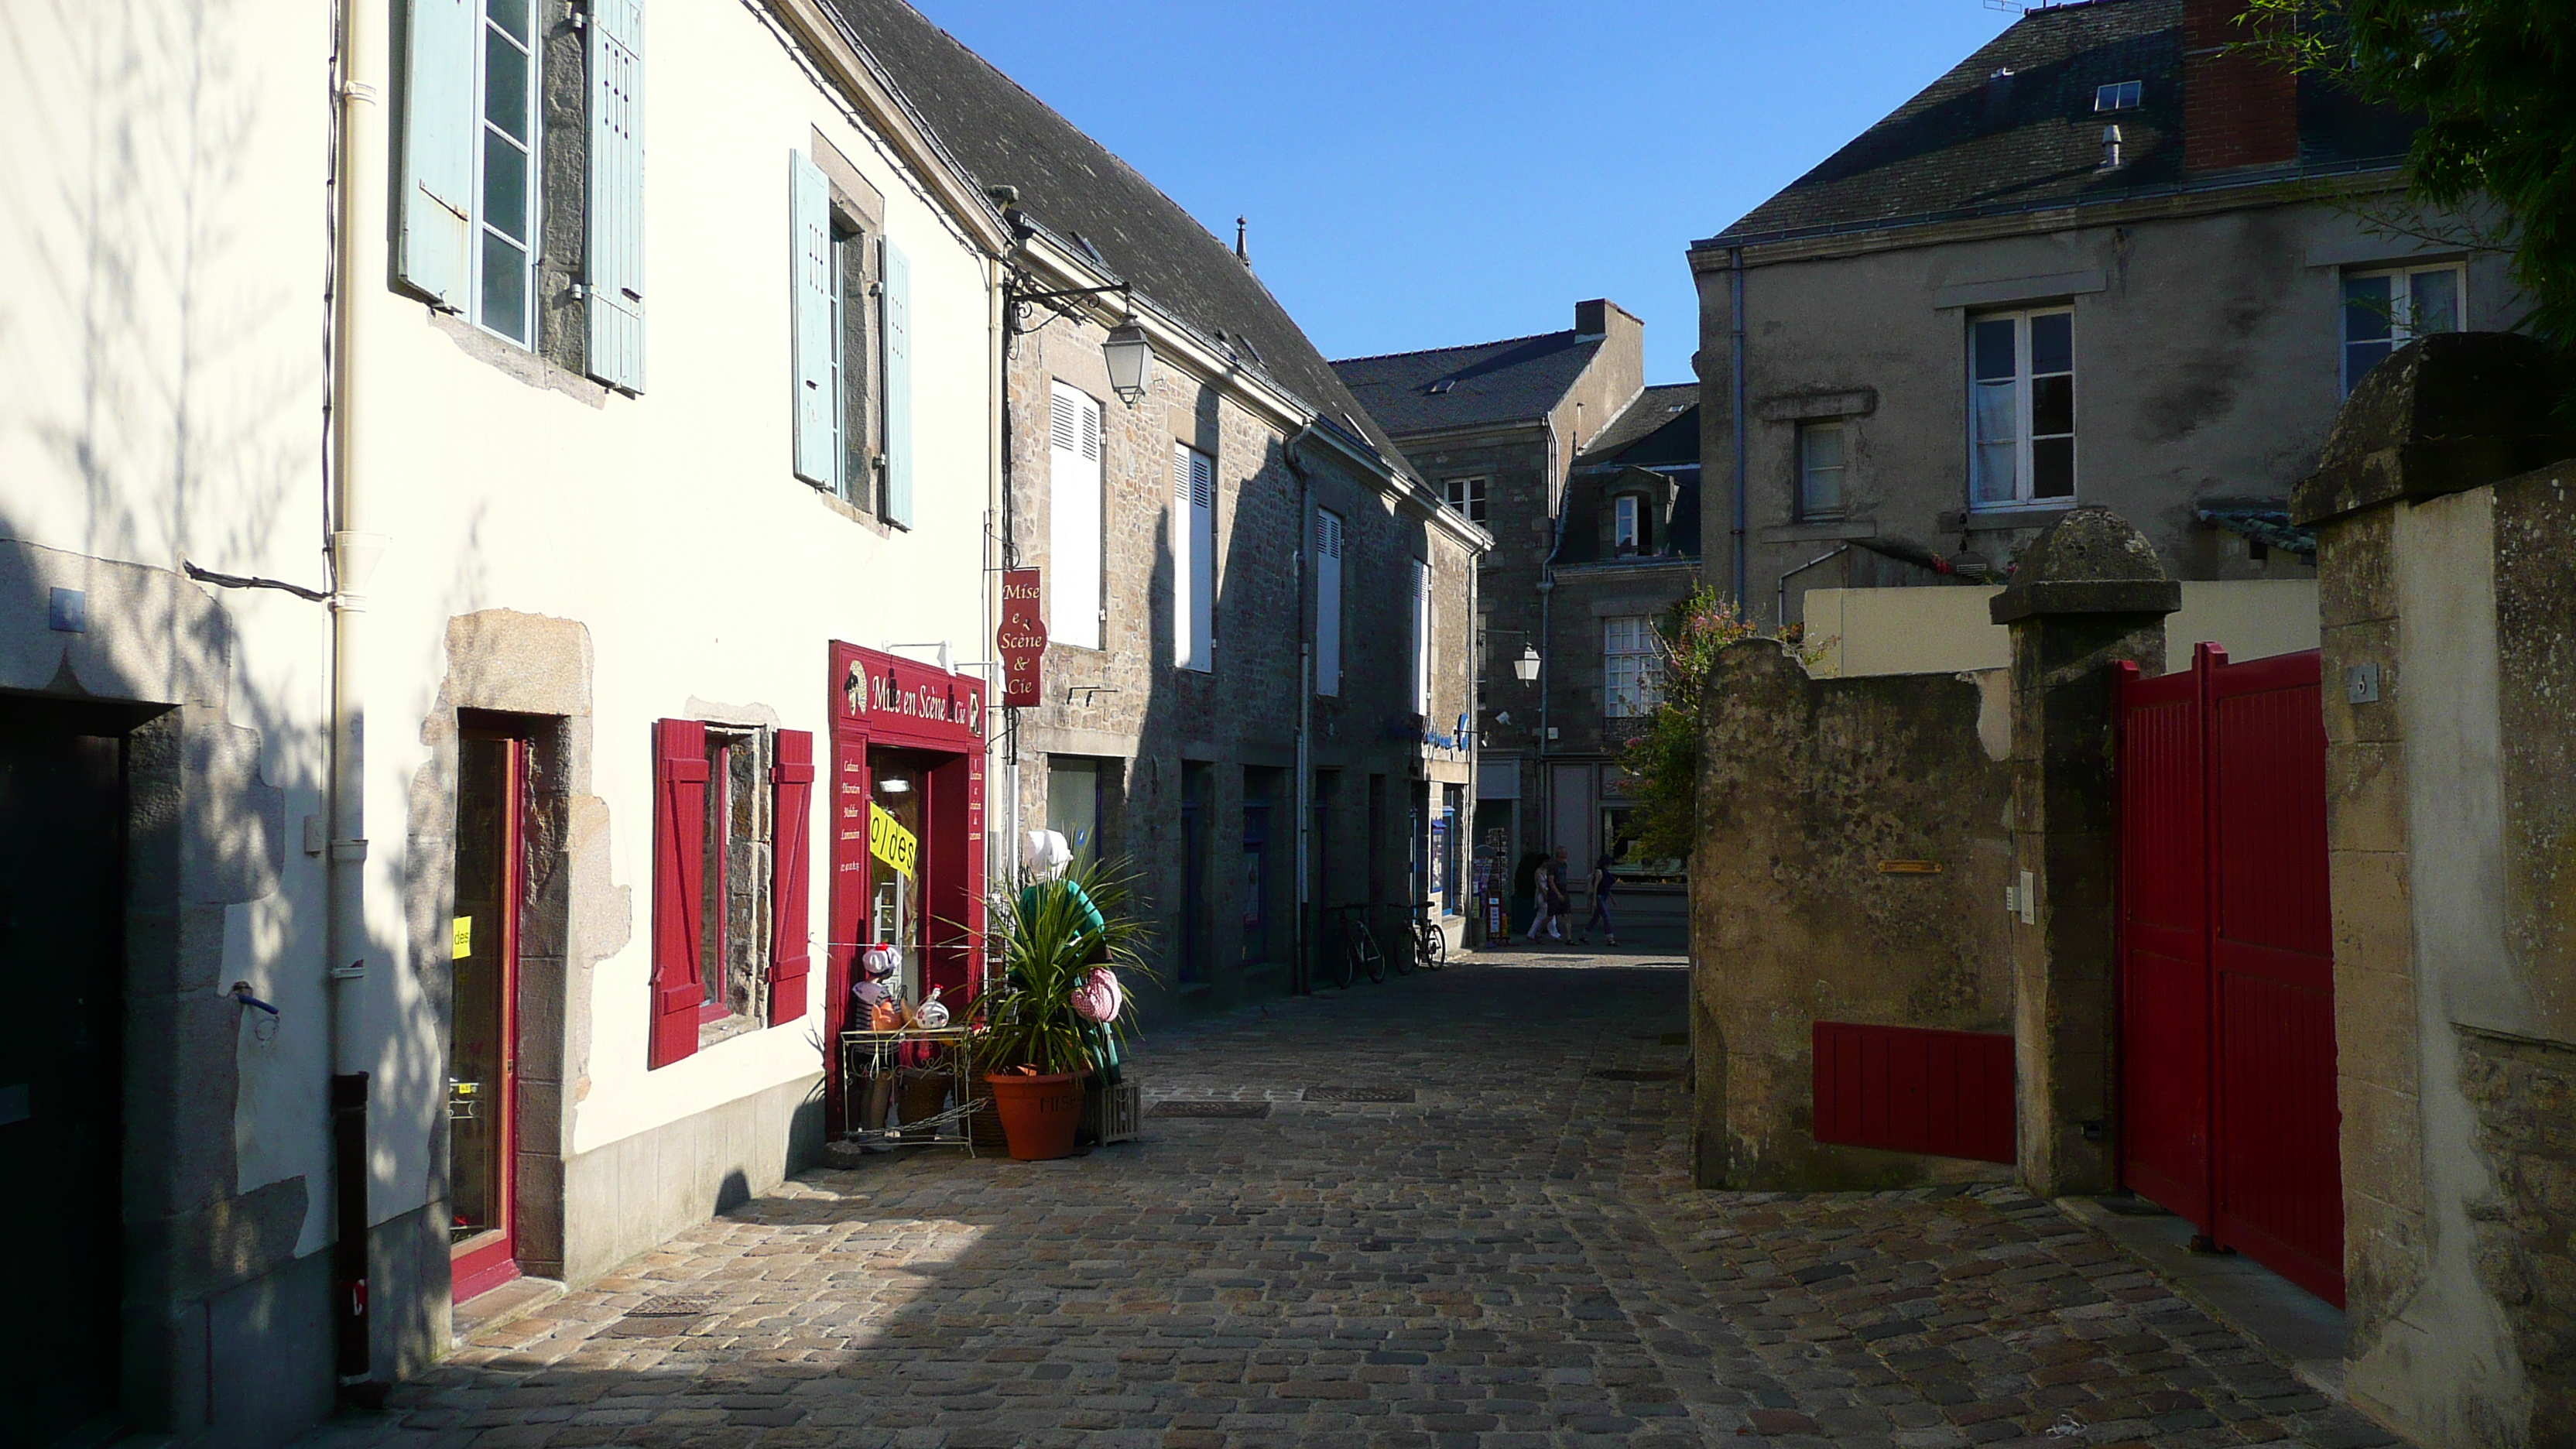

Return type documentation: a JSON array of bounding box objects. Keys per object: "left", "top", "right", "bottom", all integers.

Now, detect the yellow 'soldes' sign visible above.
[{"left": 868, "top": 803, "right": 918, "bottom": 879}]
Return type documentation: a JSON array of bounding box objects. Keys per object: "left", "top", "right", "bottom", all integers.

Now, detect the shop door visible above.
[
  {"left": 0, "top": 704, "right": 128, "bottom": 1445},
  {"left": 449, "top": 733, "right": 524, "bottom": 1302},
  {"left": 2117, "top": 646, "right": 2343, "bottom": 1305}
]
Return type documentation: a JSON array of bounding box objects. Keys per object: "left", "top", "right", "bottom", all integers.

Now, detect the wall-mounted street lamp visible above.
[
  {"left": 1513, "top": 644, "right": 1542, "bottom": 684},
  {"left": 1004, "top": 273, "right": 1154, "bottom": 406},
  {"left": 1102, "top": 324, "right": 1153, "bottom": 405}
]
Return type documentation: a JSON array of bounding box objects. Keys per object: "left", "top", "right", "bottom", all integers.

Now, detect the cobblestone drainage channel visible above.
[
  {"left": 1303, "top": 1085, "right": 1416, "bottom": 1102},
  {"left": 1147, "top": 1100, "right": 1271, "bottom": 1118}
]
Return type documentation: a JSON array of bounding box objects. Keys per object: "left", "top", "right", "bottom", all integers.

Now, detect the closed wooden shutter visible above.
[
  {"left": 649, "top": 718, "right": 709, "bottom": 1067},
  {"left": 1048, "top": 382, "right": 1103, "bottom": 649},
  {"left": 399, "top": 0, "right": 476, "bottom": 309},
  {"left": 881, "top": 238, "right": 914, "bottom": 527},
  {"left": 1314, "top": 509, "right": 1343, "bottom": 697},
  {"left": 1411, "top": 558, "right": 1431, "bottom": 713},
  {"left": 766, "top": 729, "right": 815, "bottom": 1026},
  {"left": 1172, "top": 444, "right": 1215, "bottom": 671},
  {"left": 789, "top": 151, "right": 834, "bottom": 486},
  {"left": 586, "top": 0, "right": 646, "bottom": 392}
]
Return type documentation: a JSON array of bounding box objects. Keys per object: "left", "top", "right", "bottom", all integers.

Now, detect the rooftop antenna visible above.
[
  {"left": 1235, "top": 216, "right": 1249, "bottom": 265},
  {"left": 1985, "top": 1, "right": 2029, "bottom": 12}
]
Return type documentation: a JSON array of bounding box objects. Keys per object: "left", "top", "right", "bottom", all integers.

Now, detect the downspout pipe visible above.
[
  {"left": 325, "top": 0, "right": 388, "bottom": 1396},
  {"left": 1534, "top": 416, "right": 1568, "bottom": 853},
  {"left": 1729, "top": 247, "right": 1749, "bottom": 617},
  {"left": 1285, "top": 424, "right": 1316, "bottom": 994}
]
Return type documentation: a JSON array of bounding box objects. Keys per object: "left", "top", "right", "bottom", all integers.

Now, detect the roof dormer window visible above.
[
  {"left": 2095, "top": 80, "right": 2141, "bottom": 112},
  {"left": 1612, "top": 493, "right": 1652, "bottom": 556}
]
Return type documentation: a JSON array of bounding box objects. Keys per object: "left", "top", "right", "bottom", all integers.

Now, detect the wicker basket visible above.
[{"left": 1084, "top": 1077, "right": 1141, "bottom": 1146}]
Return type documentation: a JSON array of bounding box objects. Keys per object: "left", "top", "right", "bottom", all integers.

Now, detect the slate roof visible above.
[
  {"left": 826, "top": 0, "right": 1413, "bottom": 469},
  {"left": 1329, "top": 331, "right": 1605, "bottom": 438},
  {"left": 1702, "top": 0, "right": 2415, "bottom": 248},
  {"left": 1577, "top": 384, "right": 1699, "bottom": 468}
]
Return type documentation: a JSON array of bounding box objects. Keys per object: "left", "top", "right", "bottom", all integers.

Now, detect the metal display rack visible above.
[{"left": 838, "top": 1026, "right": 984, "bottom": 1152}]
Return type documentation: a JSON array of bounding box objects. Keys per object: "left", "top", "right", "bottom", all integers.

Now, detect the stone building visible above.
[
  {"left": 1688, "top": 0, "right": 2521, "bottom": 631},
  {"left": 834, "top": 0, "right": 1487, "bottom": 1005},
  {"left": 1334, "top": 304, "right": 1701, "bottom": 896}
]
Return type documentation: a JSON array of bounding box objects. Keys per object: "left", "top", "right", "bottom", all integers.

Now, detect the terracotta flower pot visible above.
[{"left": 983, "top": 1070, "right": 1085, "bottom": 1160}]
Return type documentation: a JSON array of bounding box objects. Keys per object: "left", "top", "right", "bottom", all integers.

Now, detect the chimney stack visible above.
[{"left": 2182, "top": 0, "right": 2298, "bottom": 172}]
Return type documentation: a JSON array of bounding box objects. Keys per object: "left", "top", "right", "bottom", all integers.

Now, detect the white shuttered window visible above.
[
  {"left": 788, "top": 151, "right": 835, "bottom": 488},
  {"left": 882, "top": 240, "right": 914, "bottom": 527},
  {"left": 1410, "top": 559, "right": 1433, "bottom": 714},
  {"left": 586, "top": 0, "right": 645, "bottom": 390},
  {"left": 1173, "top": 444, "right": 1215, "bottom": 672},
  {"left": 1314, "top": 509, "right": 1344, "bottom": 697},
  {"left": 1049, "top": 383, "right": 1105, "bottom": 649}
]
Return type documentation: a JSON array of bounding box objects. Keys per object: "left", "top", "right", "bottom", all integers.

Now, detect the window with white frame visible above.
[
  {"left": 474, "top": 0, "right": 541, "bottom": 345},
  {"left": 2343, "top": 264, "right": 2464, "bottom": 393},
  {"left": 1603, "top": 616, "right": 1665, "bottom": 719},
  {"left": 1410, "top": 559, "right": 1434, "bottom": 714},
  {"left": 1612, "top": 494, "right": 1653, "bottom": 554},
  {"left": 1969, "top": 307, "right": 2075, "bottom": 507},
  {"left": 1443, "top": 477, "right": 1486, "bottom": 524},
  {"left": 1314, "top": 509, "right": 1344, "bottom": 697},
  {"left": 1797, "top": 420, "right": 1847, "bottom": 519}
]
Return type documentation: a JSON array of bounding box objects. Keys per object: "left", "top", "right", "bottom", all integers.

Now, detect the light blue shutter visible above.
[
  {"left": 881, "top": 238, "right": 914, "bottom": 527},
  {"left": 1314, "top": 509, "right": 1342, "bottom": 697},
  {"left": 399, "top": 0, "right": 476, "bottom": 309},
  {"left": 587, "top": 0, "right": 646, "bottom": 391},
  {"left": 789, "top": 151, "right": 834, "bottom": 486}
]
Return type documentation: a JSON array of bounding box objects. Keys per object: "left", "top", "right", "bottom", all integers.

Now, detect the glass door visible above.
[
  {"left": 866, "top": 748, "right": 929, "bottom": 1003},
  {"left": 449, "top": 732, "right": 523, "bottom": 1302}
]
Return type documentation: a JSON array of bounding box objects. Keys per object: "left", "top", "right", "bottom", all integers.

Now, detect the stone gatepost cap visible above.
[
  {"left": 2292, "top": 331, "right": 2570, "bottom": 527},
  {"left": 1989, "top": 505, "right": 2180, "bottom": 625}
]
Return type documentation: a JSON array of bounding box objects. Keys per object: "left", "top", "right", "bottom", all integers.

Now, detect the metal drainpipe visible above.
[
  {"left": 991, "top": 261, "right": 1017, "bottom": 903},
  {"left": 1534, "top": 417, "right": 1567, "bottom": 853},
  {"left": 1776, "top": 544, "right": 1850, "bottom": 635},
  {"left": 325, "top": 0, "right": 387, "bottom": 1392},
  {"left": 1286, "top": 425, "right": 1314, "bottom": 994},
  {"left": 1729, "top": 247, "right": 1750, "bottom": 617}
]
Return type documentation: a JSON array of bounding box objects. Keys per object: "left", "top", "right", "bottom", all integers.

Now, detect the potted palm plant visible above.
[{"left": 973, "top": 845, "right": 1150, "bottom": 1160}]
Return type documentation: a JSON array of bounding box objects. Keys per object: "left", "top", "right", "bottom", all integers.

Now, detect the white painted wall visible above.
[{"left": 4, "top": 0, "right": 1001, "bottom": 1264}]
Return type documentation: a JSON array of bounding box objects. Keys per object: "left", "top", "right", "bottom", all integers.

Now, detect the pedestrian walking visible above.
[
  {"left": 1577, "top": 853, "right": 1619, "bottom": 946},
  {"left": 1511, "top": 849, "right": 1547, "bottom": 938},
  {"left": 1528, "top": 845, "right": 1571, "bottom": 943}
]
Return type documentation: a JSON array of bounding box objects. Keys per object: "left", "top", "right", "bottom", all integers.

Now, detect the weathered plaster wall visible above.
[
  {"left": 1690, "top": 639, "right": 2016, "bottom": 1188},
  {"left": 1695, "top": 197, "right": 2523, "bottom": 624}
]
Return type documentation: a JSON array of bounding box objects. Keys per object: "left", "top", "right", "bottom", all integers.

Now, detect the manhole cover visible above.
[
  {"left": 1304, "top": 1086, "right": 1416, "bottom": 1103},
  {"left": 1590, "top": 1068, "right": 1684, "bottom": 1082},
  {"left": 1151, "top": 1100, "right": 1271, "bottom": 1118},
  {"left": 628, "top": 1293, "right": 722, "bottom": 1317}
]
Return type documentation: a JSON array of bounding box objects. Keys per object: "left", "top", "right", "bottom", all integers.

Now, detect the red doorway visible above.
[
  {"left": 450, "top": 731, "right": 526, "bottom": 1302},
  {"left": 822, "top": 644, "right": 987, "bottom": 1134},
  {"left": 2116, "top": 645, "right": 2344, "bottom": 1305}
]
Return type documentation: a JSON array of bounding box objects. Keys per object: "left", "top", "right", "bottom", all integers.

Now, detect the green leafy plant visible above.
[
  {"left": 970, "top": 855, "right": 1154, "bottom": 1077},
  {"left": 1616, "top": 587, "right": 1830, "bottom": 865}
]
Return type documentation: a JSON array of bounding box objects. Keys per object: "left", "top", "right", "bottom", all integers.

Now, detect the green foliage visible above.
[
  {"left": 1615, "top": 587, "right": 1761, "bottom": 865},
  {"left": 971, "top": 855, "right": 1155, "bottom": 1077},
  {"left": 2239, "top": 1, "right": 2576, "bottom": 355}
]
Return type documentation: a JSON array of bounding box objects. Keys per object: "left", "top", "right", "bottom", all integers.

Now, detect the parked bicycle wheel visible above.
[
  {"left": 1357, "top": 920, "right": 1386, "bottom": 983},
  {"left": 1418, "top": 920, "right": 1447, "bottom": 971}
]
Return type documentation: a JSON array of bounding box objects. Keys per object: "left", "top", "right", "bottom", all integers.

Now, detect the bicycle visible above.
[
  {"left": 1329, "top": 905, "right": 1385, "bottom": 988},
  {"left": 1411, "top": 901, "right": 1447, "bottom": 972}
]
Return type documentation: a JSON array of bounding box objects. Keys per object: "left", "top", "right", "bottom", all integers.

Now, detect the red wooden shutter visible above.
[
  {"left": 649, "top": 718, "right": 709, "bottom": 1067},
  {"left": 768, "top": 729, "right": 816, "bottom": 1026}
]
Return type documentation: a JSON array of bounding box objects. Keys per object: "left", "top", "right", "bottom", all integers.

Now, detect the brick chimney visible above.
[{"left": 2182, "top": 0, "right": 2298, "bottom": 171}]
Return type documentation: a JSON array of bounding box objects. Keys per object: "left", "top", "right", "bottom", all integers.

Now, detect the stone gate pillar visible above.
[{"left": 1990, "top": 507, "right": 2177, "bottom": 1198}]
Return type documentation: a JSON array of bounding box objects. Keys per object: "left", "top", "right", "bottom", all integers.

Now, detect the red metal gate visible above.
[{"left": 2116, "top": 645, "right": 2344, "bottom": 1306}]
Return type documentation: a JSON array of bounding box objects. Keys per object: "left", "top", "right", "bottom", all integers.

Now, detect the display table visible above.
[{"left": 838, "top": 1026, "right": 983, "bottom": 1152}]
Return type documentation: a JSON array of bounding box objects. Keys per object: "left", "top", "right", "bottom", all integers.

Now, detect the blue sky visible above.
[{"left": 910, "top": 1, "right": 2013, "bottom": 383}]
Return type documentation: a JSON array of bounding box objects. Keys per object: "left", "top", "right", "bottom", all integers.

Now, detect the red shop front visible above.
[{"left": 824, "top": 642, "right": 987, "bottom": 1131}]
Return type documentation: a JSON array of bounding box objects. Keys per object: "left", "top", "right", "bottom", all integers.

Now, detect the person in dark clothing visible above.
[
  {"left": 1510, "top": 850, "right": 1546, "bottom": 937},
  {"left": 1577, "top": 853, "right": 1619, "bottom": 946}
]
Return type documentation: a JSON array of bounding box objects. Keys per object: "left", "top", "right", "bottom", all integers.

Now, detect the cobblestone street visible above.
[{"left": 308, "top": 951, "right": 2401, "bottom": 1449}]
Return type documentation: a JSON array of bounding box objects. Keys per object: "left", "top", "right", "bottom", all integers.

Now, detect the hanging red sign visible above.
[{"left": 998, "top": 567, "right": 1046, "bottom": 707}]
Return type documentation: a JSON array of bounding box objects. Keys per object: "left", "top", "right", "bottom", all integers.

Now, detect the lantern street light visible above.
[
  {"left": 1102, "top": 324, "right": 1153, "bottom": 405},
  {"left": 1513, "top": 643, "right": 1542, "bottom": 684}
]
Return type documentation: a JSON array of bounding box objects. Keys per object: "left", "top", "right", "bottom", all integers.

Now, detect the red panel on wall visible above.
[
  {"left": 1811, "top": 1022, "right": 2016, "bottom": 1163},
  {"left": 767, "top": 728, "right": 816, "bottom": 1027}
]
